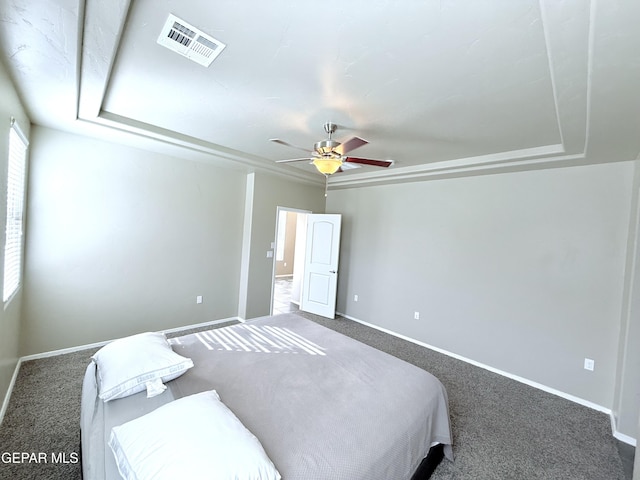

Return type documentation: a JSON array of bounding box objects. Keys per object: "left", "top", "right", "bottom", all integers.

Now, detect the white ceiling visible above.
[{"left": 1, "top": 0, "right": 639, "bottom": 188}]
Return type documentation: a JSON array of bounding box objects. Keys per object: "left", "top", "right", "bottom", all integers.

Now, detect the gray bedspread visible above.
[{"left": 81, "top": 313, "right": 452, "bottom": 479}]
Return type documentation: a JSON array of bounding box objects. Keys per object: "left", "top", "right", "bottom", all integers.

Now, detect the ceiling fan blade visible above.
[
  {"left": 270, "top": 138, "right": 311, "bottom": 153},
  {"left": 344, "top": 157, "right": 393, "bottom": 168},
  {"left": 335, "top": 136, "right": 368, "bottom": 155},
  {"left": 276, "top": 157, "right": 313, "bottom": 163},
  {"left": 275, "top": 157, "right": 312, "bottom": 164},
  {"left": 339, "top": 162, "right": 361, "bottom": 170}
]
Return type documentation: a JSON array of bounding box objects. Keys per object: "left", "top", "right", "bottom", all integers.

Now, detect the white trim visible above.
[
  {"left": 86, "top": 114, "right": 322, "bottom": 186},
  {"left": 0, "top": 358, "right": 22, "bottom": 427},
  {"left": 4, "top": 311, "right": 636, "bottom": 447},
  {"left": 337, "top": 311, "right": 637, "bottom": 446},
  {"left": 613, "top": 428, "right": 637, "bottom": 447},
  {"left": 537, "top": 0, "right": 565, "bottom": 148},
  {"left": 20, "top": 340, "right": 110, "bottom": 362},
  {"left": 160, "top": 316, "right": 240, "bottom": 335},
  {"left": 20, "top": 316, "right": 241, "bottom": 362},
  {"left": 2, "top": 316, "right": 240, "bottom": 425},
  {"left": 328, "top": 145, "right": 572, "bottom": 188},
  {"left": 9, "top": 117, "right": 29, "bottom": 146},
  {"left": 583, "top": 0, "right": 597, "bottom": 157}
]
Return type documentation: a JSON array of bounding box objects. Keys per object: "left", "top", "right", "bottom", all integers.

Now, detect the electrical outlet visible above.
[
  {"left": 414, "top": 311, "right": 420, "bottom": 320},
  {"left": 354, "top": 294, "right": 358, "bottom": 302},
  {"left": 584, "top": 358, "right": 595, "bottom": 371},
  {"left": 196, "top": 295, "right": 203, "bottom": 304}
]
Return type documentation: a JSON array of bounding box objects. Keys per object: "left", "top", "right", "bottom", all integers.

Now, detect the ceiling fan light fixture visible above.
[{"left": 313, "top": 158, "right": 342, "bottom": 175}]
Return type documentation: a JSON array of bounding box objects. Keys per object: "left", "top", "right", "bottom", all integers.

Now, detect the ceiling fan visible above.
[{"left": 270, "top": 122, "right": 393, "bottom": 176}]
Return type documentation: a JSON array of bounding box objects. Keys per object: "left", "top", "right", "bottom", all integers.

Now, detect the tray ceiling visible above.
[{"left": 1, "top": 0, "right": 639, "bottom": 187}]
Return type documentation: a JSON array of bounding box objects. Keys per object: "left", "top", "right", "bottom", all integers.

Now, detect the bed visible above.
[{"left": 81, "top": 312, "right": 453, "bottom": 479}]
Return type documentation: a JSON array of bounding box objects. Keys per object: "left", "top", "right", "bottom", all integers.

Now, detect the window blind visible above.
[{"left": 3, "top": 120, "right": 28, "bottom": 302}]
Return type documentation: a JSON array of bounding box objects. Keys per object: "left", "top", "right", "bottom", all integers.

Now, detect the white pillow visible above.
[
  {"left": 92, "top": 332, "right": 193, "bottom": 402},
  {"left": 109, "top": 390, "right": 282, "bottom": 480}
]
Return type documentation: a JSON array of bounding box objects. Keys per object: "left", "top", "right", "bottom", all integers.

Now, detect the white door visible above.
[{"left": 300, "top": 214, "right": 341, "bottom": 319}]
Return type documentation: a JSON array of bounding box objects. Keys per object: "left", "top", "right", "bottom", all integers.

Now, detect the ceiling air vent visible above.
[{"left": 157, "top": 14, "right": 226, "bottom": 67}]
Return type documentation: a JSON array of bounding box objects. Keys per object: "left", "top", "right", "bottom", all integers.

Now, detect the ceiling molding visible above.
[
  {"left": 75, "top": 0, "right": 590, "bottom": 187},
  {"left": 76, "top": 0, "right": 321, "bottom": 184},
  {"left": 329, "top": 146, "right": 584, "bottom": 189},
  {"left": 78, "top": 0, "right": 131, "bottom": 120},
  {"left": 4, "top": 0, "right": 638, "bottom": 189},
  {"left": 92, "top": 112, "right": 323, "bottom": 184}
]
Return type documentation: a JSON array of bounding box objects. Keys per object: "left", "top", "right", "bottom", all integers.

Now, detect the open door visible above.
[
  {"left": 300, "top": 214, "right": 341, "bottom": 319},
  {"left": 271, "top": 208, "right": 310, "bottom": 315}
]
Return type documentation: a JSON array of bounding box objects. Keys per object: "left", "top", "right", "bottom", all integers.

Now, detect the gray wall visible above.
[
  {"left": 0, "top": 59, "right": 29, "bottom": 413},
  {"left": 21, "top": 126, "right": 247, "bottom": 355},
  {"left": 327, "top": 162, "right": 634, "bottom": 426},
  {"left": 20, "top": 128, "right": 326, "bottom": 355}
]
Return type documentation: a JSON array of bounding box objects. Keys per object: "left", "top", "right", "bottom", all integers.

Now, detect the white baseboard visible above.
[
  {"left": 161, "top": 316, "right": 241, "bottom": 335},
  {"left": 6, "top": 312, "right": 637, "bottom": 448},
  {"left": 20, "top": 340, "right": 111, "bottom": 362},
  {"left": 2, "top": 317, "right": 240, "bottom": 426},
  {"left": 0, "top": 358, "right": 22, "bottom": 427},
  {"left": 20, "top": 316, "right": 241, "bottom": 362},
  {"left": 337, "top": 312, "right": 637, "bottom": 447},
  {"left": 612, "top": 420, "right": 637, "bottom": 447}
]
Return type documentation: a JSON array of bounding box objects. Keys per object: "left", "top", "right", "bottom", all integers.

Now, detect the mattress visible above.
[{"left": 81, "top": 313, "right": 452, "bottom": 479}]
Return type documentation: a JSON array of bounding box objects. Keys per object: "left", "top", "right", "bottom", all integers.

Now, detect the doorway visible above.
[{"left": 271, "top": 207, "right": 310, "bottom": 315}]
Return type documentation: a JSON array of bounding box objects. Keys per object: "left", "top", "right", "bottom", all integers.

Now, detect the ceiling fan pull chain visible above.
[{"left": 324, "top": 174, "right": 329, "bottom": 197}]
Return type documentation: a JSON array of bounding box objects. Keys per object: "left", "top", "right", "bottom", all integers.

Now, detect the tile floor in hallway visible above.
[{"left": 273, "top": 276, "right": 299, "bottom": 314}]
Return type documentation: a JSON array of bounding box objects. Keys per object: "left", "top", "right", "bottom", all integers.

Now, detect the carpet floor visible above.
[{"left": 0, "top": 314, "right": 633, "bottom": 479}]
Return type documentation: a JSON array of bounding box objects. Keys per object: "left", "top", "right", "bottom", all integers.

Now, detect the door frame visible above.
[{"left": 270, "top": 206, "right": 312, "bottom": 315}]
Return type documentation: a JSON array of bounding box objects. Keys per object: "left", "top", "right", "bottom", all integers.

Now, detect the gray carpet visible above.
[{"left": 0, "top": 314, "right": 633, "bottom": 479}]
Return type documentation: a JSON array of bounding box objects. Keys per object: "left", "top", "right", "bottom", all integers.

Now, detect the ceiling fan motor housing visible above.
[{"left": 314, "top": 139, "right": 341, "bottom": 156}]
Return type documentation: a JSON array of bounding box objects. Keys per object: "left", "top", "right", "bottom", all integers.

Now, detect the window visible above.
[{"left": 3, "top": 118, "right": 28, "bottom": 302}]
